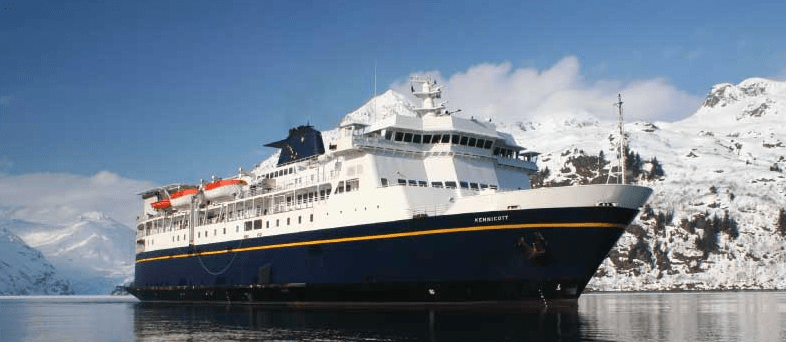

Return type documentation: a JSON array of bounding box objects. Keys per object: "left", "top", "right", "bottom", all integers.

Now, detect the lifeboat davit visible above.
[
  {"left": 204, "top": 179, "right": 247, "bottom": 201},
  {"left": 151, "top": 199, "right": 171, "bottom": 210},
  {"left": 169, "top": 189, "right": 200, "bottom": 209}
]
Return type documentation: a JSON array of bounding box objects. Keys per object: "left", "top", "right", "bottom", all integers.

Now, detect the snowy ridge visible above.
[
  {"left": 0, "top": 219, "right": 73, "bottom": 295},
  {"left": 3, "top": 214, "right": 135, "bottom": 294},
  {"left": 511, "top": 77, "right": 786, "bottom": 291}
]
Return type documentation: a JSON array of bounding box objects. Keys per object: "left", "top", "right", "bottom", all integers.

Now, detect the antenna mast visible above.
[
  {"left": 615, "top": 93, "right": 626, "bottom": 184},
  {"left": 373, "top": 60, "right": 377, "bottom": 123}
]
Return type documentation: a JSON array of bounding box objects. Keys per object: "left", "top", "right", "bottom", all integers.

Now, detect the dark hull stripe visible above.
[{"left": 137, "top": 221, "right": 626, "bottom": 263}]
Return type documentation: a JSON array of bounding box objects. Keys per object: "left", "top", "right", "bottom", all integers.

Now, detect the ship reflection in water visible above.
[
  {"left": 1, "top": 292, "right": 783, "bottom": 341},
  {"left": 133, "top": 301, "right": 582, "bottom": 341},
  {"left": 131, "top": 292, "right": 786, "bottom": 341}
]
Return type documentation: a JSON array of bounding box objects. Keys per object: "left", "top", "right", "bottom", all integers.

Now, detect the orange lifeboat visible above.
[
  {"left": 151, "top": 199, "right": 171, "bottom": 210},
  {"left": 170, "top": 188, "right": 200, "bottom": 208},
  {"left": 204, "top": 179, "right": 247, "bottom": 201}
]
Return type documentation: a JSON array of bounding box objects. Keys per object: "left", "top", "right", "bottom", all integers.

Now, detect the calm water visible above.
[{"left": 1, "top": 292, "right": 784, "bottom": 341}]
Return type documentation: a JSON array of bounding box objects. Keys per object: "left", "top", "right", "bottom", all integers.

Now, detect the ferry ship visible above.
[{"left": 128, "top": 78, "right": 652, "bottom": 304}]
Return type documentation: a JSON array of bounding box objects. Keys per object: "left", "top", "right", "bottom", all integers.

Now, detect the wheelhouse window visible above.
[
  {"left": 413, "top": 134, "right": 421, "bottom": 143},
  {"left": 459, "top": 136, "right": 469, "bottom": 146},
  {"left": 418, "top": 181, "right": 427, "bottom": 187},
  {"left": 398, "top": 179, "right": 407, "bottom": 185},
  {"left": 467, "top": 137, "right": 476, "bottom": 147},
  {"left": 408, "top": 180, "right": 417, "bottom": 186},
  {"left": 384, "top": 131, "right": 393, "bottom": 140},
  {"left": 476, "top": 139, "right": 485, "bottom": 148},
  {"left": 445, "top": 181, "right": 458, "bottom": 189},
  {"left": 483, "top": 140, "right": 493, "bottom": 149},
  {"left": 380, "top": 178, "right": 389, "bottom": 187},
  {"left": 335, "top": 181, "right": 344, "bottom": 194},
  {"left": 441, "top": 135, "right": 451, "bottom": 143},
  {"left": 480, "top": 184, "right": 489, "bottom": 189},
  {"left": 346, "top": 178, "right": 359, "bottom": 192},
  {"left": 452, "top": 134, "right": 460, "bottom": 144},
  {"left": 423, "top": 135, "right": 432, "bottom": 143},
  {"left": 403, "top": 133, "right": 413, "bottom": 142},
  {"left": 459, "top": 181, "right": 469, "bottom": 189},
  {"left": 394, "top": 132, "right": 404, "bottom": 141},
  {"left": 470, "top": 183, "right": 479, "bottom": 190},
  {"left": 431, "top": 181, "right": 443, "bottom": 188}
]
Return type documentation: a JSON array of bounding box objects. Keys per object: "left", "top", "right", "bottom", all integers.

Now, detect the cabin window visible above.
[
  {"left": 253, "top": 220, "right": 262, "bottom": 230},
  {"left": 413, "top": 134, "right": 421, "bottom": 143},
  {"left": 223, "top": 228, "right": 226, "bottom": 234},
  {"left": 467, "top": 137, "right": 476, "bottom": 147},
  {"left": 384, "top": 131, "right": 393, "bottom": 140},
  {"left": 298, "top": 216, "right": 302, "bottom": 224},
  {"left": 459, "top": 136, "right": 469, "bottom": 146},
  {"left": 214, "top": 229, "right": 217, "bottom": 236},
  {"left": 276, "top": 219, "right": 279, "bottom": 227},
  {"left": 380, "top": 178, "right": 388, "bottom": 187},
  {"left": 476, "top": 139, "right": 485, "bottom": 148},
  {"left": 445, "top": 181, "right": 457, "bottom": 189},
  {"left": 266, "top": 221, "right": 269, "bottom": 228},
  {"left": 287, "top": 218, "right": 290, "bottom": 226},
  {"left": 319, "top": 189, "right": 326, "bottom": 200},
  {"left": 451, "top": 134, "right": 460, "bottom": 144},
  {"left": 198, "top": 232, "right": 201, "bottom": 238},
  {"left": 346, "top": 178, "right": 359, "bottom": 192},
  {"left": 308, "top": 193, "right": 314, "bottom": 202},
  {"left": 408, "top": 180, "right": 417, "bottom": 186},
  {"left": 441, "top": 135, "right": 451, "bottom": 143},
  {"left": 460, "top": 181, "right": 469, "bottom": 189},
  {"left": 431, "top": 181, "right": 443, "bottom": 188},
  {"left": 418, "top": 181, "right": 427, "bottom": 187},
  {"left": 470, "top": 183, "right": 479, "bottom": 190},
  {"left": 423, "top": 135, "right": 431, "bottom": 143},
  {"left": 398, "top": 179, "right": 407, "bottom": 185},
  {"left": 244, "top": 221, "right": 252, "bottom": 231},
  {"left": 484, "top": 140, "right": 493, "bottom": 149},
  {"left": 289, "top": 167, "right": 294, "bottom": 174},
  {"left": 310, "top": 214, "right": 314, "bottom": 222},
  {"left": 335, "top": 181, "right": 344, "bottom": 194},
  {"left": 394, "top": 132, "right": 404, "bottom": 141},
  {"left": 403, "top": 133, "right": 413, "bottom": 142}
]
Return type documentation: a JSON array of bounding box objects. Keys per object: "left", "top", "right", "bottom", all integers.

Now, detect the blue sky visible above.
[{"left": 1, "top": 0, "right": 785, "bottom": 191}]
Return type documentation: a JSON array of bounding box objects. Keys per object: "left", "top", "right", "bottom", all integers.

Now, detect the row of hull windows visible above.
[
  {"left": 158, "top": 213, "right": 318, "bottom": 244},
  {"left": 380, "top": 178, "right": 497, "bottom": 190}
]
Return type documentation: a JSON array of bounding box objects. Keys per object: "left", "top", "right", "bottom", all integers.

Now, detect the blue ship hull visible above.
[{"left": 128, "top": 206, "right": 638, "bottom": 303}]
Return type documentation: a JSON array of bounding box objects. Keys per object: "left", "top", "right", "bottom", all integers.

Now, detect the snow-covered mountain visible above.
[
  {"left": 339, "top": 78, "right": 786, "bottom": 291},
  {"left": 500, "top": 77, "right": 786, "bottom": 290},
  {"left": 0, "top": 220, "right": 73, "bottom": 295},
  {"left": 2, "top": 213, "right": 135, "bottom": 294}
]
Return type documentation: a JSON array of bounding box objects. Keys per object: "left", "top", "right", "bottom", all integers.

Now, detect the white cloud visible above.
[
  {"left": 391, "top": 56, "right": 701, "bottom": 123},
  {"left": 0, "top": 171, "right": 156, "bottom": 227}
]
